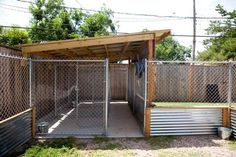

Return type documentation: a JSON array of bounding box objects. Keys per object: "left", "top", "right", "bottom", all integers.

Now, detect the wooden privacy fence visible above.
[
  {"left": 110, "top": 64, "right": 128, "bottom": 100},
  {"left": 0, "top": 54, "right": 29, "bottom": 121},
  {"left": 150, "top": 62, "right": 236, "bottom": 104}
]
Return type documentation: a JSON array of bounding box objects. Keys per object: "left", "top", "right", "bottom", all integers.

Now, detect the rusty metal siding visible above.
[
  {"left": 231, "top": 109, "right": 236, "bottom": 139},
  {"left": 0, "top": 109, "right": 32, "bottom": 157},
  {"left": 150, "top": 108, "right": 222, "bottom": 136}
]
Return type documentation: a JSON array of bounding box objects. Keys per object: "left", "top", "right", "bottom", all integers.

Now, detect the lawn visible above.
[{"left": 11, "top": 135, "right": 236, "bottom": 157}]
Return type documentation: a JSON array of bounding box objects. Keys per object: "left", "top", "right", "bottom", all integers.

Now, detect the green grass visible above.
[
  {"left": 157, "top": 150, "right": 210, "bottom": 157},
  {"left": 147, "top": 136, "right": 176, "bottom": 149},
  {"left": 93, "top": 136, "right": 109, "bottom": 144},
  {"left": 153, "top": 102, "right": 228, "bottom": 107},
  {"left": 23, "top": 138, "right": 85, "bottom": 157},
  {"left": 228, "top": 139, "right": 236, "bottom": 150}
]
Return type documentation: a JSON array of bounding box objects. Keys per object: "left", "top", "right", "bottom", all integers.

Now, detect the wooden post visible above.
[
  {"left": 145, "top": 108, "right": 151, "bottom": 138},
  {"left": 32, "top": 106, "right": 36, "bottom": 138},
  {"left": 147, "top": 40, "right": 155, "bottom": 106},
  {"left": 222, "top": 108, "right": 230, "bottom": 127}
]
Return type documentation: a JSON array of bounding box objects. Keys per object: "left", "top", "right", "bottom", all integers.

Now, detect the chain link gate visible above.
[{"left": 31, "top": 59, "right": 108, "bottom": 136}]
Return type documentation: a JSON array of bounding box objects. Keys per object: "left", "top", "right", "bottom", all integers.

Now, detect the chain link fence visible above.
[
  {"left": 148, "top": 61, "right": 236, "bottom": 106},
  {"left": 31, "top": 59, "right": 108, "bottom": 136},
  {"left": 232, "top": 63, "right": 236, "bottom": 107},
  {"left": 0, "top": 53, "right": 29, "bottom": 121},
  {"left": 128, "top": 61, "right": 146, "bottom": 131}
]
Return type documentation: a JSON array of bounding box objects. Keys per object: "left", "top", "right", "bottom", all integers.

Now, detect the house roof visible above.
[{"left": 18, "top": 29, "right": 170, "bottom": 61}]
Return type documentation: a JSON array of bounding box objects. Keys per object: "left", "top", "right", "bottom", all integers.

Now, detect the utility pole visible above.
[{"left": 193, "top": 0, "right": 196, "bottom": 61}]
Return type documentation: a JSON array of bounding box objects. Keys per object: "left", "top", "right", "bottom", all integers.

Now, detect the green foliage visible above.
[
  {"left": 197, "top": 5, "right": 236, "bottom": 61},
  {"left": 146, "top": 136, "right": 176, "bottom": 149},
  {"left": 23, "top": 138, "right": 84, "bottom": 157},
  {"left": 29, "top": 0, "right": 83, "bottom": 42},
  {"left": 156, "top": 37, "right": 191, "bottom": 61},
  {"left": 29, "top": 0, "right": 117, "bottom": 42},
  {"left": 80, "top": 7, "right": 117, "bottom": 37},
  {"left": 93, "top": 136, "right": 109, "bottom": 144},
  {"left": 0, "top": 27, "right": 30, "bottom": 46}
]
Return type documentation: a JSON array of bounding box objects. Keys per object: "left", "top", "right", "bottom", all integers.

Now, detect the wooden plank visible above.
[
  {"left": 121, "top": 42, "right": 130, "bottom": 54},
  {"left": 145, "top": 108, "right": 151, "bottom": 138},
  {"left": 58, "top": 50, "right": 78, "bottom": 58},
  {"left": 147, "top": 40, "right": 155, "bottom": 106},
  {"left": 32, "top": 106, "right": 36, "bottom": 138},
  {"left": 223, "top": 108, "right": 230, "bottom": 127},
  {"left": 110, "top": 64, "right": 129, "bottom": 100},
  {"left": 30, "top": 52, "right": 55, "bottom": 59},
  {"left": 104, "top": 45, "right": 109, "bottom": 57},
  {"left": 21, "top": 34, "right": 155, "bottom": 54}
]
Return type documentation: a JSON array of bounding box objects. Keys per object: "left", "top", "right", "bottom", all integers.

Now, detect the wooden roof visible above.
[{"left": 18, "top": 29, "right": 170, "bottom": 61}]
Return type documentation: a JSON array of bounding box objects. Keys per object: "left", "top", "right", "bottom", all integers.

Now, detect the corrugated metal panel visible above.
[
  {"left": 150, "top": 108, "right": 222, "bottom": 136},
  {"left": 231, "top": 109, "right": 236, "bottom": 139},
  {"left": 0, "top": 110, "right": 32, "bottom": 157}
]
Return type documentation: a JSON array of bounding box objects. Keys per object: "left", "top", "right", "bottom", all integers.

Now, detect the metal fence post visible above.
[
  {"left": 67, "top": 70, "right": 70, "bottom": 105},
  {"left": 228, "top": 62, "right": 233, "bottom": 107},
  {"left": 29, "top": 58, "right": 32, "bottom": 107},
  {"left": 105, "top": 58, "right": 109, "bottom": 136},
  {"left": 54, "top": 65, "right": 57, "bottom": 116},
  {"left": 143, "top": 59, "right": 148, "bottom": 133},
  {"left": 76, "top": 62, "right": 79, "bottom": 119}
]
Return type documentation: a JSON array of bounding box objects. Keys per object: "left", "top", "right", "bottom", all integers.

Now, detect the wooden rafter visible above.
[
  {"left": 104, "top": 45, "right": 109, "bottom": 57},
  {"left": 121, "top": 42, "right": 130, "bottom": 54},
  {"left": 32, "top": 52, "right": 55, "bottom": 59},
  {"left": 58, "top": 50, "right": 78, "bottom": 58}
]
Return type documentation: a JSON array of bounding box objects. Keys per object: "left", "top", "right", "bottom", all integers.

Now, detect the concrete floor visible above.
[
  {"left": 107, "top": 102, "right": 143, "bottom": 137},
  {"left": 36, "top": 101, "right": 143, "bottom": 138}
]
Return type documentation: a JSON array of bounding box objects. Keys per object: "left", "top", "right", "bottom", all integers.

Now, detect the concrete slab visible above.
[{"left": 107, "top": 102, "right": 143, "bottom": 137}]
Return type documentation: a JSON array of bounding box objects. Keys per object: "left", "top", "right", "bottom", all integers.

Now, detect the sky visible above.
[{"left": 0, "top": 0, "right": 235, "bottom": 54}]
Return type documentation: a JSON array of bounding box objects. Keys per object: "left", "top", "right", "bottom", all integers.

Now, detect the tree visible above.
[
  {"left": 29, "top": 0, "right": 84, "bottom": 42},
  {"left": 0, "top": 27, "right": 30, "bottom": 46},
  {"left": 29, "top": 0, "right": 117, "bottom": 42},
  {"left": 80, "top": 7, "right": 117, "bottom": 37},
  {"left": 197, "top": 5, "right": 236, "bottom": 61},
  {"left": 156, "top": 37, "right": 191, "bottom": 61}
]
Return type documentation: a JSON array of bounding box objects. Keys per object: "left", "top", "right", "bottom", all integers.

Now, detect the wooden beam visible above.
[
  {"left": 32, "top": 106, "right": 36, "bottom": 138},
  {"left": 223, "top": 108, "right": 230, "bottom": 127},
  {"left": 147, "top": 40, "right": 155, "bottom": 106},
  {"left": 121, "top": 42, "right": 130, "bottom": 54},
  {"left": 104, "top": 45, "right": 109, "bottom": 57},
  {"left": 21, "top": 34, "right": 155, "bottom": 54},
  {"left": 145, "top": 108, "right": 151, "bottom": 138},
  {"left": 32, "top": 52, "right": 55, "bottom": 59},
  {"left": 155, "top": 31, "right": 171, "bottom": 43},
  {"left": 58, "top": 50, "right": 78, "bottom": 58}
]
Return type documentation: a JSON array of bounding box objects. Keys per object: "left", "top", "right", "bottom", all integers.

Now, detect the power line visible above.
[{"left": 15, "top": 0, "right": 230, "bottom": 20}]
